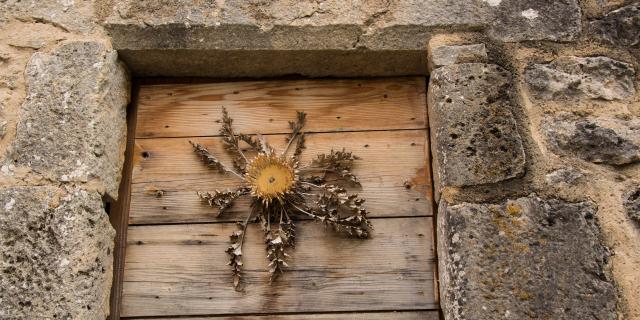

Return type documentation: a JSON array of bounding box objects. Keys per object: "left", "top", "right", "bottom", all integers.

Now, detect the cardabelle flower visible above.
[{"left": 189, "top": 107, "right": 372, "bottom": 289}]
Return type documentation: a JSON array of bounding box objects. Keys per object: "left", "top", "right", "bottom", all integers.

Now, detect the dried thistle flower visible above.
[{"left": 190, "top": 107, "right": 373, "bottom": 289}]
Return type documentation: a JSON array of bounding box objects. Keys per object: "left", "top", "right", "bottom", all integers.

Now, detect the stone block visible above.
[
  {"left": 101, "top": 0, "right": 585, "bottom": 76},
  {"left": 428, "top": 43, "right": 488, "bottom": 71},
  {"left": 525, "top": 56, "right": 636, "bottom": 101},
  {"left": 541, "top": 115, "right": 640, "bottom": 165},
  {"left": 102, "top": 0, "right": 492, "bottom": 77},
  {"left": 428, "top": 63, "right": 525, "bottom": 193},
  {"left": 590, "top": 2, "right": 640, "bottom": 47},
  {"left": 10, "top": 41, "right": 129, "bottom": 198},
  {"left": 0, "top": 185, "right": 115, "bottom": 319},
  {"left": 487, "top": 0, "right": 582, "bottom": 42},
  {"left": 438, "top": 195, "right": 617, "bottom": 320}
]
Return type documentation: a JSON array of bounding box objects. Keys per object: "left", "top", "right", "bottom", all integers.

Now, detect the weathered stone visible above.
[
  {"left": 623, "top": 186, "right": 640, "bottom": 224},
  {"left": 542, "top": 116, "right": 640, "bottom": 165},
  {"left": 0, "top": 118, "right": 6, "bottom": 139},
  {"left": 545, "top": 167, "right": 583, "bottom": 185},
  {"left": 102, "top": 0, "right": 495, "bottom": 77},
  {"left": 438, "top": 195, "right": 617, "bottom": 320},
  {"left": 428, "top": 63, "right": 525, "bottom": 192},
  {"left": 0, "top": 185, "right": 115, "bottom": 319},
  {"left": 102, "top": 0, "right": 586, "bottom": 76},
  {"left": 103, "top": 0, "right": 490, "bottom": 51},
  {"left": 590, "top": 2, "right": 640, "bottom": 47},
  {"left": 525, "top": 56, "right": 636, "bottom": 101},
  {"left": 428, "top": 43, "right": 488, "bottom": 70},
  {"left": 487, "top": 0, "right": 582, "bottom": 42},
  {"left": 10, "top": 41, "right": 129, "bottom": 198},
  {"left": 0, "top": 0, "right": 96, "bottom": 34}
]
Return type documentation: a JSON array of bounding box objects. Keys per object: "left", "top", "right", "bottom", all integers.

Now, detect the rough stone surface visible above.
[
  {"left": 0, "top": 0, "right": 96, "bottom": 34},
  {"left": 487, "top": 0, "right": 582, "bottom": 42},
  {"left": 9, "top": 41, "right": 129, "bottom": 198},
  {"left": 102, "top": 0, "right": 491, "bottom": 76},
  {"left": 545, "top": 167, "right": 583, "bottom": 185},
  {"left": 590, "top": 2, "right": 640, "bottom": 47},
  {"left": 438, "top": 195, "right": 617, "bottom": 320},
  {"left": 0, "top": 185, "right": 115, "bottom": 319},
  {"left": 428, "top": 43, "right": 488, "bottom": 70},
  {"left": 102, "top": 0, "right": 491, "bottom": 51},
  {"left": 525, "top": 56, "right": 636, "bottom": 101},
  {"left": 542, "top": 116, "right": 640, "bottom": 165},
  {"left": 102, "top": 0, "right": 583, "bottom": 77},
  {"left": 623, "top": 186, "right": 640, "bottom": 224},
  {"left": 428, "top": 63, "right": 525, "bottom": 191}
]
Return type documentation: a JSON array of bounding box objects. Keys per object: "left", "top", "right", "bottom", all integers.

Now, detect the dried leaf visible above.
[
  {"left": 220, "top": 107, "right": 250, "bottom": 172},
  {"left": 285, "top": 111, "right": 307, "bottom": 160},
  {"left": 189, "top": 140, "right": 227, "bottom": 174},
  {"left": 310, "top": 148, "right": 361, "bottom": 185},
  {"left": 226, "top": 226, "right": 245, "bottom": 290},
  {"left": 198, "top": 187, "right": 249, "bottom": 216}
]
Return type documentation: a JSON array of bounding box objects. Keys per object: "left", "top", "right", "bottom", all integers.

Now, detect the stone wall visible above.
[
  {"left": 0, "top": 2, "right": 129, "bottom": 319},
  {"left": 427, "top": 2, "right": 640, "bottom": 318},
  {"left": 0, "top": 0, "right": 639, "bottom": 319}
]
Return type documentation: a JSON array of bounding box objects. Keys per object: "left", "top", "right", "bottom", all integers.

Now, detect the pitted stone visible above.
[
  {"left": 525, "top": 56, "right": 636, "bottom": 101},
  {"left": 487, "top": 0, "right": 582, "bottom": 42},
  {"left": 0, "top": 185, "right": 115, "bottom": 319},
  {"left": 10, "top": 41, "right": 129, "bottom": 198},
  {"left": 438, "top": 195, "right": 617, "bottom": 320},
  {"left": 428, "top": 43, "right": 488, "bottom": 70},
  {"left": 623, "top": 186, "right": 640, "bottom": 224},
  {"left": 428, "top": 63, "right": 525, "bottom": 192},
  {"left": 542, "top": 116, "right": 640, "bottom": 165},
  {"left": 590, "top": 2, "right": 640, "bottom": 47}
]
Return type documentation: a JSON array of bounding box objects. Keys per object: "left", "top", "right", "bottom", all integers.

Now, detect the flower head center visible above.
[{"left": 246, "top": 154, "right": 296, "bottom": 202}]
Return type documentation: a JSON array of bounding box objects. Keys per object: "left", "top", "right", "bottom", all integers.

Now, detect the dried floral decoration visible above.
[{"left": 190, "top": 108, "right": 373, "bottom": 289}]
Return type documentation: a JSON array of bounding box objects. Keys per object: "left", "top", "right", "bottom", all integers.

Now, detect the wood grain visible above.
[
  {"left": 121, "top": 217, "right": 436, "bottom": 317},
  {"left": 127, "top": 311, "right": 440, "bottom": 319},
  {"left": 135, "top": 77, "right": 426, "bottom": 138},
  {"left": 129, "top": 130, "right": 432, "bottom": 225}
]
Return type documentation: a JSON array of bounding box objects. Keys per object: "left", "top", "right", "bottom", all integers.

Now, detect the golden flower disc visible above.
[{"left": 246, "top": 154, "right": 296, "bottom": 202}]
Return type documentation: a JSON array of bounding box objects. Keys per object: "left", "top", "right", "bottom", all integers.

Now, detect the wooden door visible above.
[{"left": 116, "top": 77, "right": 439, "bottom": 319}]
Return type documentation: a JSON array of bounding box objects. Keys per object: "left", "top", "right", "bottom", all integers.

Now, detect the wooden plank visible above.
[
  {"left": 135, "top": 77, "right": 426, "bottom": 138},
  {"left": 127, "top": 311, "right": 440, "bottom": 319},
  {"left": 129, "top": 130, "right": 432, "bottom": 225},
  {"left": 109, "top": 82, "right": 139, "bottom": 320},
  {"left": 121, "top": 217, "right": 437, "bottom": 317}
]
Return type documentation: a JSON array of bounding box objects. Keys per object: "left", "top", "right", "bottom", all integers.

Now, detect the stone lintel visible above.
[{"left": 102, "top": 0, "right": 581, "bottom": 77}]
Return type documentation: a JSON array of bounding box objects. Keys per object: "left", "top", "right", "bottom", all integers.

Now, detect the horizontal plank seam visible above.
[
  {"left": 135, "top": 127, "right": 428, "bottom": 140},
  {"left": 127, "top": 214, "right": 433, "bottom": 227},
  {"left": 121, "top": 307, "right": 441, "bottom": 319}
]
